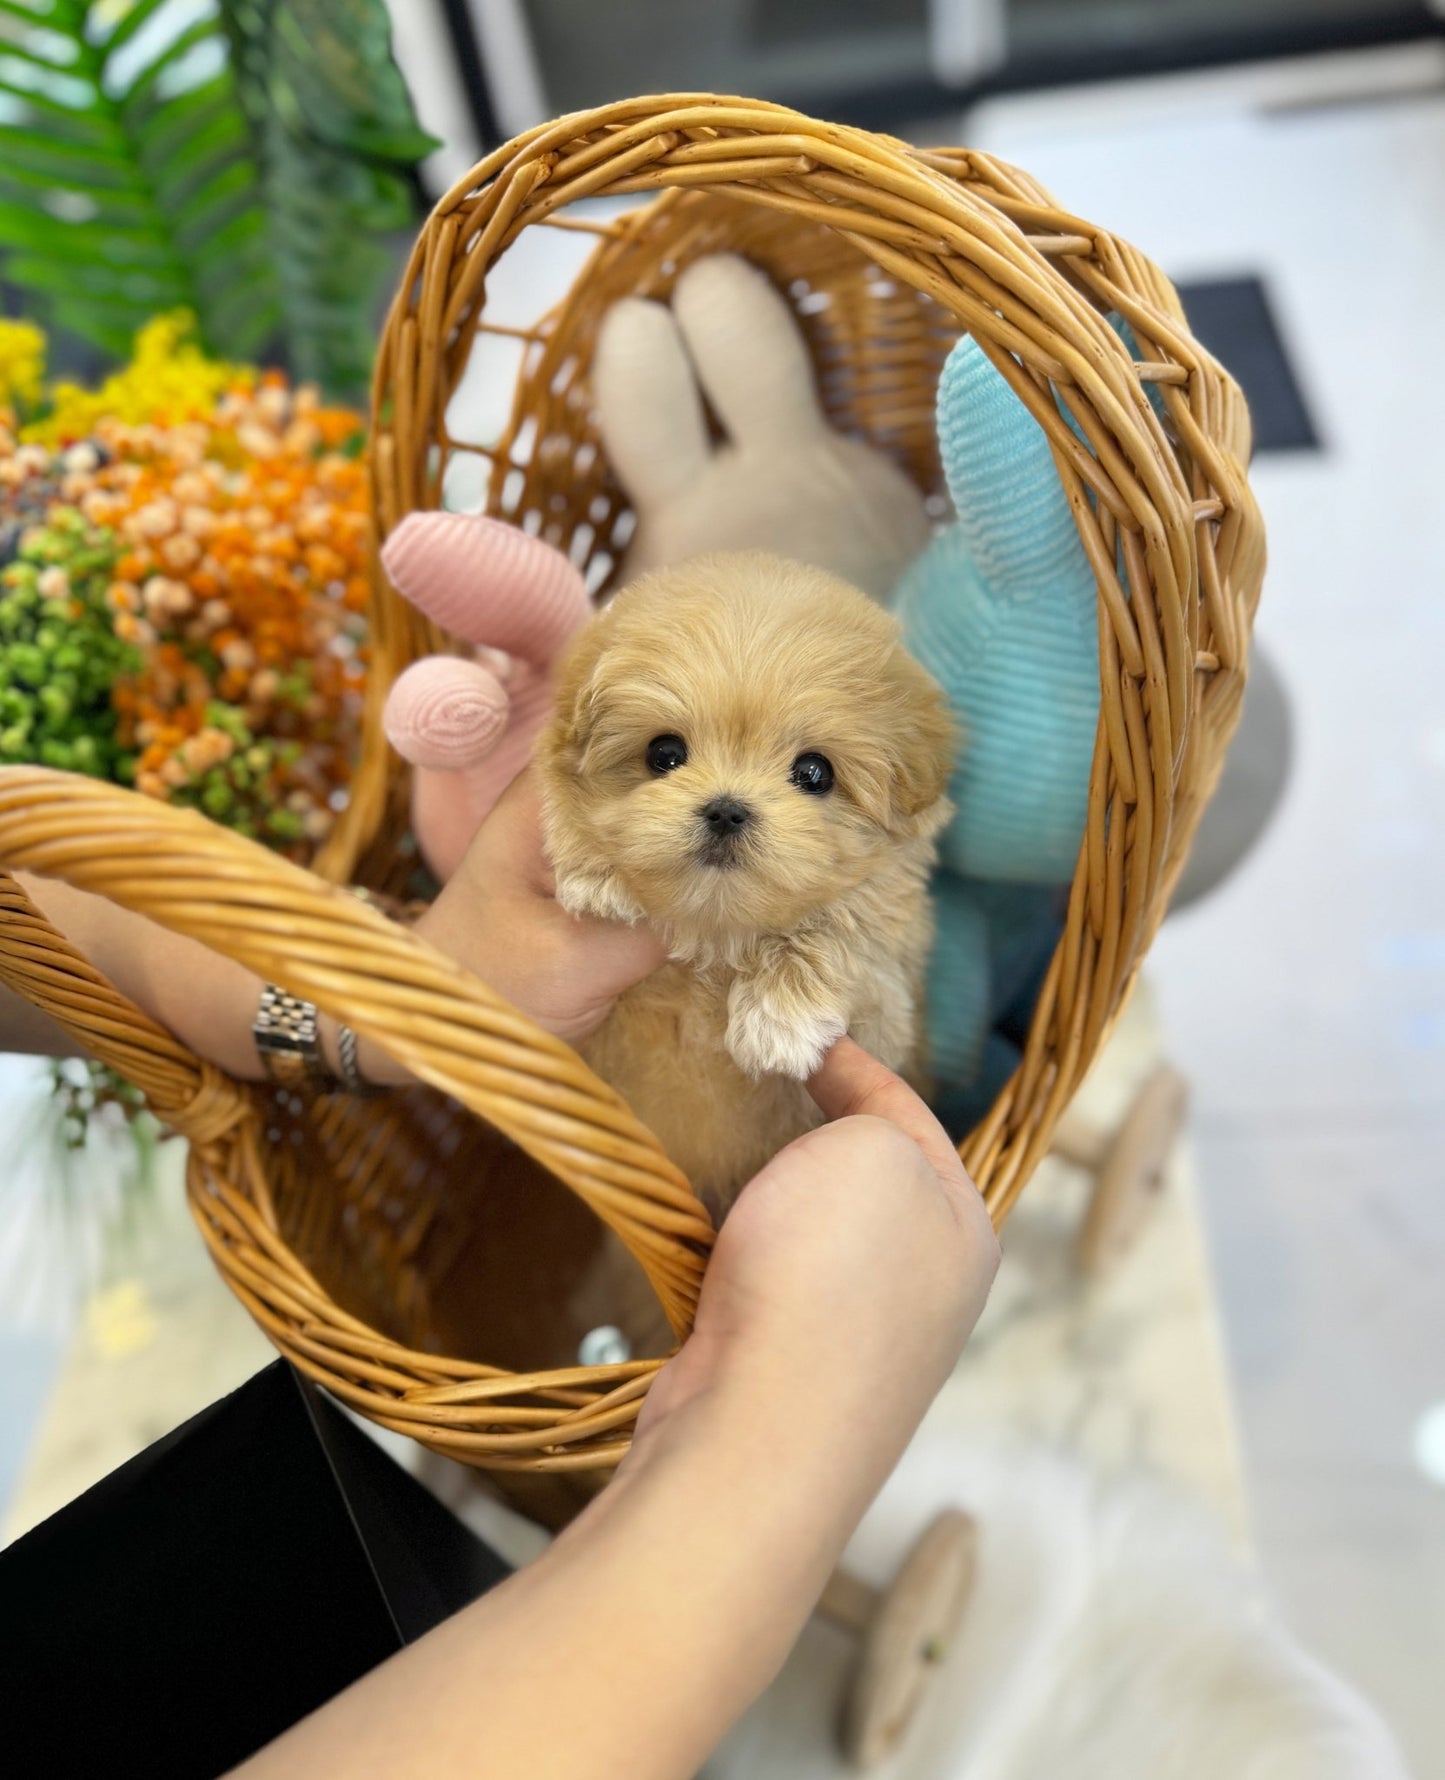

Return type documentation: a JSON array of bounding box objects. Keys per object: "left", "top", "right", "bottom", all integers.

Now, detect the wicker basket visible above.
[{"left": 0, "top": 96, "right": 1263, "bottom": 1491}]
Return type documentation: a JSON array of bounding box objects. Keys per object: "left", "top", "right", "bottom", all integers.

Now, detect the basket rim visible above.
[
  {"left": 0, "top": 94, "right": 1264, "bottom": 1474},
  {"left": 359, "top": 95, "right": 1262, "bottom": 1216},
  {"left": 0, "top": 768, "right": 712, "bottom": 1349}
]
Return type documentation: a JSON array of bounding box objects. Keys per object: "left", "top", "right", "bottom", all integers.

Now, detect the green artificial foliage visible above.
[
  {"left": 49, "top": 1052, "right": 159, "bottom": 1154},
  {"left": 0, "top": 0, "right": 435, "bottom": 398},
  {"left": 0, "top": 502, "right": 139, "bottom": 775},
  {"left": 219, "top": 0, "right": 436, "bottom": 391},
  {"left": 166, "top": 698, "right": 309, "bottom": 843}
]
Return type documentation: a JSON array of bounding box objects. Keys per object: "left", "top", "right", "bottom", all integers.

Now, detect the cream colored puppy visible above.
[{"left": 538, "top": 552, "right": 953, "bottom": 1216}]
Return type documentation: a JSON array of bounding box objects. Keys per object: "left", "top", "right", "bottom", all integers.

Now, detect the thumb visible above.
[{"left": 808, "top": 1037, "right": 978, "bottom": 1200}]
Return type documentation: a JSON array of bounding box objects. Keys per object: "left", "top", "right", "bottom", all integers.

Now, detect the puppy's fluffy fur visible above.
[{"left": 538, "top": 552, "right": 953, "bottom": 1213}]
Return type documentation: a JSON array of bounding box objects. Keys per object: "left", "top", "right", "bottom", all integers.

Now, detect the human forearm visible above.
[
  {"left": 8, "top": 870, "right": 416, "bottom": 1086},
  {"left": 0, "top": 975, "right": 82, "bottom": 1056},
  {"left": 230, "top": 1048, "right": 995, "bottom": 1780},
  {"left": 11, "top": 871, "right": 268, "bottom": 1076},
  {"left": 4, "top": 775, "right": 663, "bottom": 1082}
]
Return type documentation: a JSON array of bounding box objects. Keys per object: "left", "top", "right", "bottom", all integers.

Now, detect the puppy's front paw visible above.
[
  {"left": 727, "top": 982, "right": 846, "bottom": 1081},
  {"left": 849, "top": 973, "right": 916, "bottom": 1074},
  {"left": 554, "top": 869, "right": 642, "bottom": 926}
]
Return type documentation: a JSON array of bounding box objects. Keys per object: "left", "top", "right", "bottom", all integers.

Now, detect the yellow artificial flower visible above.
[
  {"left": 23, "top": 311, "right": 254, "bottom": 444},
  {"left": 0, "top": 318, "right": 46, "bottom": 412}
]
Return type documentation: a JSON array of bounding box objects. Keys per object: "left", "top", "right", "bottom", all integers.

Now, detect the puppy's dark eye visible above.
[
  {"left": 646, "top": 734, "right": 688, "bottom": 775},
  {"left": 790, "top": 752, "right": 834, "bottom": 796}
]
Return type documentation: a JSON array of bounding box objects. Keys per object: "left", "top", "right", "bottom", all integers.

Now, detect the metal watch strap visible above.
[{"left": 253, "top": 984, "right": 329, "bottom": 1089}]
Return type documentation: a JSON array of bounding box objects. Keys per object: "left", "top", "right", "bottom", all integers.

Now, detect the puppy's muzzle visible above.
[{"left": 697, "top": 796, "right": 753, "bottom": 866}]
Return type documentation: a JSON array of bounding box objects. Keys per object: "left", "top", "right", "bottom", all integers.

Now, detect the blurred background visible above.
[{"left": 3, "top": 1, "right": 1443, "bottom": 1773}]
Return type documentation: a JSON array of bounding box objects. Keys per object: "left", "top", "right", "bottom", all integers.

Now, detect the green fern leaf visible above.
[
  {"left": 0, "top": 0, "right": 433, "bottom": 398},
  {"left": 214, "top": 0, "right": 435, "bottom": 398},
  {"left": 98, "top": 0, "right": 179, "bottom": 63},
  {"left": 0, "top": 0, "right": 279, "bottom": 363}
]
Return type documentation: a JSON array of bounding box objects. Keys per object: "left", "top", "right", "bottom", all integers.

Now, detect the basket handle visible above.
[{"left": 0, "top": 766, "right": 713, "bottom": 1339}]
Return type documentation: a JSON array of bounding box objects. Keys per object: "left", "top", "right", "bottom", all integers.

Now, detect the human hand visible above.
[
  {"left": 230, "top": 1051, "right": 991, "bottom": 1780},
  {"left": 631, "top": 1037, "right": 998, "bottom": 1521},
  {"left": 380, "top": 512, "right": 593, "bottom": 881},
  {"left": 594, "top": 254, "right": 930, "bottom": 599},
  {"left": 349, "top": 769, "right": 666, "bottom": 1083}
]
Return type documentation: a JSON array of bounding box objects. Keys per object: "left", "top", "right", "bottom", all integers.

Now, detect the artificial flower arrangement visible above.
[
  {"left": 0, "top": 311, "right": 370, "bottom": 857},
  {"left": 0, "top": 0, "right": 434, "bottom": 1313},
  {"left": 0, "top": 311, "right": 373, "bottom": 1220}
]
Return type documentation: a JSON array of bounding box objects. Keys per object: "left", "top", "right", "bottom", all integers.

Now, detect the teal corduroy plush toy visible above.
[{"left": 895, "top": 335, "right": 1116, "bottom": 1120}]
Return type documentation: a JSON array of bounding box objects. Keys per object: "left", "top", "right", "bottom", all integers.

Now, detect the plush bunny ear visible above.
[
  {"left": 670, "top": 253, "right": 824, "bottom": 446},
  {"left": 935, "top": 337, "right": 1090, "bottom": 597},
  {"left": 593, "top": 295, "right": 711, "bottom": 510},
  {"left": 380, "top": 511, "right": 590, "bottom": 663}
]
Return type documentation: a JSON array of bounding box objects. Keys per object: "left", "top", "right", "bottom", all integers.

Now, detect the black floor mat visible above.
[{"left": 1173, "top": 274, "right": 1322, "bottom": 453}]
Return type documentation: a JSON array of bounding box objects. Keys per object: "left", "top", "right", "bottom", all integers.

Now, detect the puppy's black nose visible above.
[{"left": 700, "top": 796, "right": 752, "bottom": 837}]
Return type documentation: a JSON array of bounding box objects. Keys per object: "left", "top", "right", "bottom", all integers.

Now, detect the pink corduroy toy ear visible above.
[{"left": 380, "top": 512, "right": 591, "bottom": 880}]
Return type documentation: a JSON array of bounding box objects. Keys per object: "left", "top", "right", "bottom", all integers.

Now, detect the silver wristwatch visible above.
[{"left": 253, "top": 985, "right": 329, "bottom": 1089}]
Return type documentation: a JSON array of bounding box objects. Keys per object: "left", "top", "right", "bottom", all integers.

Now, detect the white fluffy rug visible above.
[
  {"left": 891, "top": 1444, "right": 1409, "bottom": 1779},
  {"left": 708, "top": 1436, "right": 1412, "bottom": 1779}
]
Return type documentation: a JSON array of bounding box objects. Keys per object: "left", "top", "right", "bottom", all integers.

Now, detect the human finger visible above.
[{"left": 808, "top": 1036, "right": 978, "bottom": 1198}]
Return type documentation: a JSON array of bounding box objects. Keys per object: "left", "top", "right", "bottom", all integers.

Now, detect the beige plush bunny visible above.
[{"left": 591, "top": 253, "right": 931, "bottom": 600}]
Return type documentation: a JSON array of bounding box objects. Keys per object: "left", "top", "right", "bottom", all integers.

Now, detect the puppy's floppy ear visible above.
[
  {"left": 538, "top": 606, "right": 614, "bottom": 776},
  {"left": 836, "top": 649, "right": 954, "bottom": 838},
  {"left": 881, "top": 647, "right": 956, "bottom": 838}
]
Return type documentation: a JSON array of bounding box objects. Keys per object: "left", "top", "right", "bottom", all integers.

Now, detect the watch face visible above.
[
  {"left": 262, "top": 1046, "right": 310, "bottom": 1087},
  {"left": 255, "top": 987, "right": 322, "bottom": 1086}
]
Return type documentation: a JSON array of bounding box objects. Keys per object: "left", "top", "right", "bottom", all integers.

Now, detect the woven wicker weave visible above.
[{"left": 0, "top": 96, "right": 1263, "bottom": 1485}]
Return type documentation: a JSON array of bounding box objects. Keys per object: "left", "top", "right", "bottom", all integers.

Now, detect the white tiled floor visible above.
[{"left": 945, "top": 47, "right": 1445, "bottom": 1776}]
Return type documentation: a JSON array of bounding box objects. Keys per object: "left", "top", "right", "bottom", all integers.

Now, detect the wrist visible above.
[
  {"left": 537, "top": 1377, "right": 857, "bottom": 1742},
  {"left": 311, "top": 889, "right": 432, "bottom": 1090},
  {"left": 315, "top": 1011, "right": 411, "bottom": 1089},
  {"left": 598, "top": 1356, "right": 871, "bottom": 1580},
  {"left": 625, "top": 1312, "right": 929, "bottom": 1540}
]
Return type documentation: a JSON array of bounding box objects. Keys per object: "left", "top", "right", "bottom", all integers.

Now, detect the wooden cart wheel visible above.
[
  {"left": 819, "top": 1508, "right": 977, "bottom": 1768},
  {"left": 1058, "top": 1066, "right": 1189, "bottom": 1278}
]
